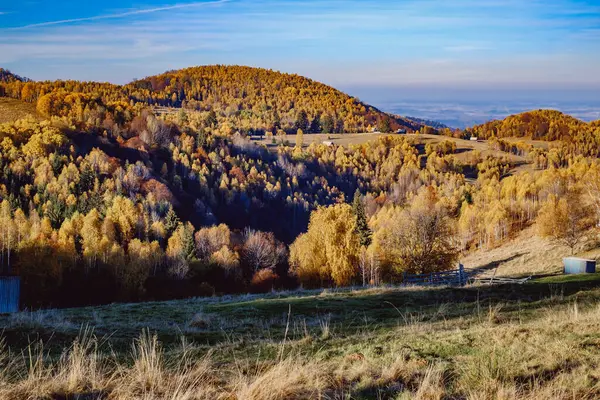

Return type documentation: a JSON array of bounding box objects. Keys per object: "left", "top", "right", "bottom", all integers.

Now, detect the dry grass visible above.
[
  {"left": 462, "top": 226, "right": 600, "bottom": 278},
  {"left": 0, "top": 97, "right": 41, "bottom": 123},
  {"left": 3, "top": 278, "right": 600, "bottom": 399}
]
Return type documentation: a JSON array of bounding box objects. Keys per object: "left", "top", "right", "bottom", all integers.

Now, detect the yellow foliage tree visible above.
[{"left": 289, "top": 204, "right": 360, "bottom": 287}]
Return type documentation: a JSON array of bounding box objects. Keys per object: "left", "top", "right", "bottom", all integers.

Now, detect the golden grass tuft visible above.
[{"left": 3, "top": 278, "right": 600, "bottom": 399}]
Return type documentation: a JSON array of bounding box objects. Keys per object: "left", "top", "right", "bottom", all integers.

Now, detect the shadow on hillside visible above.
[
  {"left": 209, "top": 272, "right": 600, "bottom": 321},
  {"left": 454, "top": 147, "right": 472, "bottom": 155},
  {"left": 473, "top": 253, "right": 525, "bottom": 273},
  {"left": 4, "top": 273, "right": 600, "bottom": 353}
]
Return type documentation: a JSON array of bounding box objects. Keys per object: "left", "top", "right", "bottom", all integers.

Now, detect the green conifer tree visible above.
[
  {"left": 164, "top": 207, "right": 180, "bottom": 238},
  {"left": 352, "top": 189, "right": 372, "bottom": 247}
]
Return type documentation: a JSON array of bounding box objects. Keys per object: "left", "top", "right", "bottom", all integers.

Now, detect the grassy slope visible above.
[
  {"left": 462, "top": 226, "right": 600, "bottom": 279},
  {"left": 0, "top": 97, "right": 40, "bottom": 123},
  {"left": 3, "top": 275, "right": 600, "bottom": 398}
]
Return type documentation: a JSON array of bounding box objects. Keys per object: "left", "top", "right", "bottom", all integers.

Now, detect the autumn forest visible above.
[{"left": 1, "top": 66, "right": 600, "bottom": 308}]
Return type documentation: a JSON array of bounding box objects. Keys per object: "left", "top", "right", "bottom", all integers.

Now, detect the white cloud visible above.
[
  {"left": 9, "top": 0, "right": 229, "bottom": 29},
  {"left": 1, "top": 0, "right": 599, "bottom": 87}
]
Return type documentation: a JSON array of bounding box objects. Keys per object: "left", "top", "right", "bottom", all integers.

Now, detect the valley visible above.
[{"left": 1, "top": 65, "right": 600, "bottom": 399}]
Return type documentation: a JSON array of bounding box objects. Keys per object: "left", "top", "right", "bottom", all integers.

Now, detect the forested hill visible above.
[
  {"left": 126, "top": 66, "right": 424, "bottom": 132},
  {"left": 0, "top": 65, "right": 423, "bottom": 134},
  {"left": 464, "top": 109, "right": 596, "bottom": 141},
  {"left": 3, "top": 64, "right": 600, "bottom": 310},
  {"left": 0, "top": 69, "right": 29, "bottom": 83}
]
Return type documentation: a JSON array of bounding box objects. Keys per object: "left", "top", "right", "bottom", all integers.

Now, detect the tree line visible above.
[{"left": 0, "top": 69, "right": 599, "bottom": 307}]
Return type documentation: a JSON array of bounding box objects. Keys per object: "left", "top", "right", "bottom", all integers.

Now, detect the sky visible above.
[{"left": 0, "top": 0, "right": 599, "bottom": 99}]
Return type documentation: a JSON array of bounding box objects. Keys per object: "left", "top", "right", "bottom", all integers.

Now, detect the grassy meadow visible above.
[
  {"left": 2, "top": 275, "right": 600, "bottom": 399},
  {"left": 0, "top": 97, "right": 40, "bottom": 123}
]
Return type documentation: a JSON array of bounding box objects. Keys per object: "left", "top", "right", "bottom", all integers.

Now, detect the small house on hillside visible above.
[
  {"left": 396, "top": 129, "right": 407, "bottom": 134},
  {"left": 470, "top": 136, "right": 479, "bottom": 142}
]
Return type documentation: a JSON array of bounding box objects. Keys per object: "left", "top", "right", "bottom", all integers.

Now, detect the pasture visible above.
[{"left": 2, "top": 275, "right": 600, "bottom": 399}]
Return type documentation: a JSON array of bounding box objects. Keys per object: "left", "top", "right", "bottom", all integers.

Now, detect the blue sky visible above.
[{"left": 0, "top": 0, "right": 599, "bottom": 91}]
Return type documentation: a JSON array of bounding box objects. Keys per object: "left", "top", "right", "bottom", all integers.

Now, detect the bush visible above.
[{"left": 250, "top": 269, "right": 279, "bottom": 293}]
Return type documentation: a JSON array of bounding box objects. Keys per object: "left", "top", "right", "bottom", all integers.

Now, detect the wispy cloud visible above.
[
  {"left": 10, "top": 0, "right": 228, "bottom": 29},
  {"left": 1, "top": 0, "right": 600, "bottom": 87},
  {"left": 444, "top": 44, "right": 490, "bottom": 52}
]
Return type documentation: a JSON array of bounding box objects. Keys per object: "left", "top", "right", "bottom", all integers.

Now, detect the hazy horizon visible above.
[
  {"left": 2, "top": 0, "right": 600, "bottom": 128},
  {"left": 344, "top": 85, "right": 600, "bottom": 128}
]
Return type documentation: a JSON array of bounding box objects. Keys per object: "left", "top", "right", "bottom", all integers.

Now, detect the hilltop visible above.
[
  {"left": 128, "top": 66, "right": 425, "bottom": 132},
  {"left": 0, "top": 68, "right": 29, "bottom": 83},
  {"left": 464, "top": 109, "right": 594, "bottom": 141},
  {"left": 0, "top": 65, "right": 425, "bottom": 134}
]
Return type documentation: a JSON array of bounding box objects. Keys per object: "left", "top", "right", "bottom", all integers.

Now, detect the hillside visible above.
[
  {"left": 0, "top": 65, "right": 600, "bottom": 313},
  {"left": 462, "top": 226, "right": 600, "bottom": 278},
  {"left": 0, "top": 65, "right": 425, "bottom": 134},
  {"left": 0, "top": 68, "right": 28, "bottom": 83},
  {"left": 465, "top": 109, "right": 594, "bottom": 141},
  {"left": 3, "top": 276, "right": 600, "bottom": 399}
]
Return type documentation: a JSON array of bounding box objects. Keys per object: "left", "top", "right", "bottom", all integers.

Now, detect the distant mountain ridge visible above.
[{"left": 404, "top": 115, "right": 449, "bottom": 130}]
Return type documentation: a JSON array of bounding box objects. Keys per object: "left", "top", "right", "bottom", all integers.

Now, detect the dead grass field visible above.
[
  {"left": 0, "top": 97, "right": 41, "bottom": 123},
  {"left": 462, "top": 227, "right": 600, "bottom": 279}
]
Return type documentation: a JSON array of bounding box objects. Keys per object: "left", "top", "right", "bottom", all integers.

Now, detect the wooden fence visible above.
[
  {"left": 403, "top": 265, "right": 470, "bottom": 287},
  {"left": 403, "top": 265, "right": 532, "bottom": 287},
  {"left": 0, "top": 277, "right": 20, "bottom": 313}
]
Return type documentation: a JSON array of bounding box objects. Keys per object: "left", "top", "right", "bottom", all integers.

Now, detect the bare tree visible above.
[
  {"left": 242, "top": 228, "right": 287, "bottom": 272},
  {"left": 194, "top": 224, "right": 231, "bottom": 260},
  {"left": 358, "top": 246, "right": 381, "bottom": 286},
  {"left": 358, "top": 246, "right": 368, "bottom": 287}
]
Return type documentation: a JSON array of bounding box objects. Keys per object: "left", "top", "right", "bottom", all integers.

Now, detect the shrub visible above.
[{"left": 250, "top": 269, "right": 279, "bottom": 293}]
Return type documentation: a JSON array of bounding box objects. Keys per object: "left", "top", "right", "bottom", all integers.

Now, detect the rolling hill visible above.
[
  {"left": 0, "top": 64, "right": 599, "bottom": 312},
  {"left": 0, "top": 65, "right": 426, "bottom": 134},
  {"left": 0, "top": 68, "right": 28, "bottom": 83},
  {"left": 465, "top": 109, "right": 592, "bottom": 140}
]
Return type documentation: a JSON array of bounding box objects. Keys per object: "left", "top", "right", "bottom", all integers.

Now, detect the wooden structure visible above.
[
  {"left": 403, "top": 264, "right": 532, "bottom": 287},
  {"left": 0, "top": 276, "right": 20, "bottom": 313},
  {"left": 472, "top": 276, "right": 531, "bottom": 285},
  {"left": 403, "top": 264, "right": 470, "bottom": 287}
]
